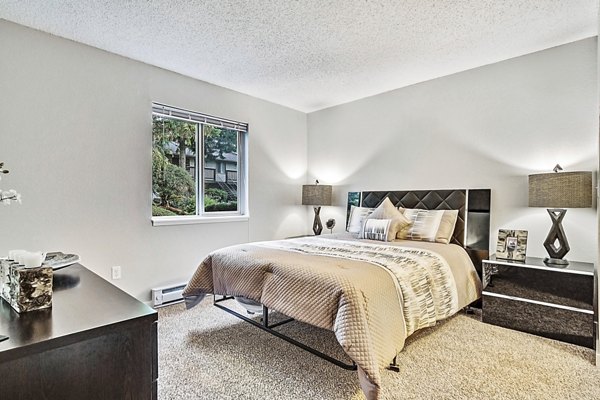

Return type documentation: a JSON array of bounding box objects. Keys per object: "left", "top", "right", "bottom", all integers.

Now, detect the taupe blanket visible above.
[{"left": 183, "top": 235, "right": 480, "bottom": 399}]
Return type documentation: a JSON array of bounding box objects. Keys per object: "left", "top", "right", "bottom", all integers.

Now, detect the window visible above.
[{"left": 151, "top": 103, "right": 247, "bottom": 223}]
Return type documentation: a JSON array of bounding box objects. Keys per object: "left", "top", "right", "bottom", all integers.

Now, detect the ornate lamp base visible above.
[
  {"left": 543, "top": 208, "right": 570, "bottom": 266},
  {"left": 312, "top": 206, "right": 323, "bottom": 235}
]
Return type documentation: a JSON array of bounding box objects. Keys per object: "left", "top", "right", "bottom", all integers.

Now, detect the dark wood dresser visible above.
[
  {"left": 0, "top": 263, "right": 158, "bottom": 399},
  {"left": 482, "top": 255, "right": 595, "bottom": 349}
]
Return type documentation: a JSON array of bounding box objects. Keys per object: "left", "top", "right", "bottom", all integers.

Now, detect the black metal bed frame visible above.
[{"left": 213, "top": 295, "right": 358, "bottom": 370}]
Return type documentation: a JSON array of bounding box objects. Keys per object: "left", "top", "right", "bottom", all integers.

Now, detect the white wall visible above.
[
  {"left": 0, "top": 20, "right": 308, "bottom": 300},
  {"left": 1, "top": 19, "right": 597, "bottom": 302},
  {"left": 308, "top": 38, "right": 599, "bottom": 263}
]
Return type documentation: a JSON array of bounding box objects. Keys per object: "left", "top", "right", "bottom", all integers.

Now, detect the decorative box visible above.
[
  {"left": 0, "top": 258, "right": 13, "bottom": 301},
  {"left": 1, "top": 260, "right": 53, "bottom": 313}
]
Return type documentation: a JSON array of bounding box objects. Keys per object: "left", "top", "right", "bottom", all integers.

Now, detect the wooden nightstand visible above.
[{"left": 482, "top": 255, "right": 595, "bottom": 349}]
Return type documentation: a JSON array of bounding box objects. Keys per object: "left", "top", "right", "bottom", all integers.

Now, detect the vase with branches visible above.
[{"left": 0, "top": 162, "right": 22, "bottom": 205}]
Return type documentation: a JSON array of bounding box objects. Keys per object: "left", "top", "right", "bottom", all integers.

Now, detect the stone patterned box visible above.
[
  {"left": 0, "top": 258, "right": 13, "bottom": 301},
  {"left": 0, "top": 259, "right": 53, "bottom": 313}
]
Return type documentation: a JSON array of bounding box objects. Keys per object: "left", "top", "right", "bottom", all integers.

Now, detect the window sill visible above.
[{"left": 151, "top": 214, "right": 249, "bottom": 226}]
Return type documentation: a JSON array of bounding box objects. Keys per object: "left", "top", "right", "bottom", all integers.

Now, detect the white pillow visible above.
[
  {"left": 347, "top": 205, "right": 374, "bottom": 233},
  {"left": 359, "top": 219, "right": 391, "bottom": 242},
  {"left": 397, "top": 209, "right": 444, "bottom": 242},
  {"left": 397, "top": 208, "right": 459, "bottom": 244},
  {"left": 364, "top": 198, "right": 412, "bottom": 241}
]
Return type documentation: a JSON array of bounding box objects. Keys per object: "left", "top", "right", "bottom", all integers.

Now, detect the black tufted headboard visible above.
[{"left": 347, "top": 189, "right": 491, "bottom": 275}]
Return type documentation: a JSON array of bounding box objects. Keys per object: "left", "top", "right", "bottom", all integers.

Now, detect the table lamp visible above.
[
  {"left": 528, "top": 165, "right": 592, "bottom": 266},
  {"left": 302, "top": 180, "right": 332, "bottom": 235}
]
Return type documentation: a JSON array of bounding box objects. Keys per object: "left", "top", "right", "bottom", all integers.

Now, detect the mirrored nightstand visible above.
[{"left": 482, "top": 254, "right": 595, "bottom": 350}]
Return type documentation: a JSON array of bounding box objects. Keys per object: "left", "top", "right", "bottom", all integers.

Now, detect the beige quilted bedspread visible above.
[{"left": 183, "top": 234, "right": 481, "bottom": 399}]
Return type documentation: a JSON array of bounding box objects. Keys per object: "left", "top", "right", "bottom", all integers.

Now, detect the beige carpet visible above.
[{"left": 158, "top": 299, "right": 599, "bottom": 399}]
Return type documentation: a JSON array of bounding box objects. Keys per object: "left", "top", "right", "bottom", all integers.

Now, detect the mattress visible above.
[{"left": 183, "top": 233, "right": 481, "bottom": 399}]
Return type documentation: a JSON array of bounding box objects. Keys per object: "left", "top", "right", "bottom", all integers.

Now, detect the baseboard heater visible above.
[{"left": 151, "top": 283, "right": 187, "bottom": 308}]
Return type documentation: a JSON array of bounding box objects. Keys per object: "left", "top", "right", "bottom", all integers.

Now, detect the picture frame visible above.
[
  {"left": 496, "top": 229, "right": 528, "bottom": 262},
  {"left": 346, "top": 192, "right": 361, "bottom": 230}
]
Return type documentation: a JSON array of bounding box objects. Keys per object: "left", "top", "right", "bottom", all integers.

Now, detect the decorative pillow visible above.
[
  {"left": 397, "top": 208, "right": 459, "bottom": 244},
  {"left": 359, "top": 219, "right": 392, "bottom": 241},
  {"left": 347, "top": 205, "right": 375, "bottom": 233},
  {"left": 435, "top": 210, "right": 459, "bottom": 244},
  {"left": 363, "top": 198, "right": 411, "bottom": 241}
]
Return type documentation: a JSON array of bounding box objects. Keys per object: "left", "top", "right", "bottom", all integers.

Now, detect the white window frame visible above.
[{"left": 151, "top": 103, "right": 249, "bottom": 226}]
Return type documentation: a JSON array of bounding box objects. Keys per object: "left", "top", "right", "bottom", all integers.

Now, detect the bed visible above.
[{"left": 183, "top": 189, "right": 491, "bottom": 399}]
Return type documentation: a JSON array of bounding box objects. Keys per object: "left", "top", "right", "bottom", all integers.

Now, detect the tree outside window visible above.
[{"left": 151, "top": 106, "right": 246, "bottom": 218}]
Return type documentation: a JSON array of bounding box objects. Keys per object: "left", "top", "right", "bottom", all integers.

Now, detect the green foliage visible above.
[
  {"left": 152, "top": 147, "right": 168, "bottom": 195},
  {"left": 181, "top": 196, "right": 196, "bottom": 214},
  {"left": 152, "top": 116, "right": 196, "bottom": 153},
  {"left": 204, "top": 195, "right": 217, "bottom": 208},
  {"left": 205, "top": 188, "right": 229, "bottom": 203},
  {"left": 152, "top": 162, "right": 195, "bottom": 214},
  {"left": 153, "top": 116, "right": 197, "bottom": 170},
  {"left": 203, "top": 125, "right": 237, "bottom": 162},
  {"left": 205, "top": 202, "right": 238, "bottom": 212},
  {"left": 152, "top": 205, "right": 177, "bottom": 216},
  {"left": 152, "top": 116, "right": 198, "bottom": 215},
  {"left": 204, "top": 188, "right": 236, "bottom": 212}
]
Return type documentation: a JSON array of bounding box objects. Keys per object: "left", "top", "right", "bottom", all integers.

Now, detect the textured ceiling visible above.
[{"left": 0, "top": 1, "right": 598, "bottom": 112}]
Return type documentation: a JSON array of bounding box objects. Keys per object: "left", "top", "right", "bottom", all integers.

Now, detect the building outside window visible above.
[{"left": 151, "top": 103, "right": 247, "bottom": 220}]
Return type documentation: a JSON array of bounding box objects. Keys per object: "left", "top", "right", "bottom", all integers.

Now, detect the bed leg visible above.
[
  {"left": 464, "top": 306, "right": 475, "bottom": 314},
  {"left": 262, "top": 305, "right": 269, "bottom": 327},
  {"left": 388, "top": 356, "right": 400, "bottom": 372}
]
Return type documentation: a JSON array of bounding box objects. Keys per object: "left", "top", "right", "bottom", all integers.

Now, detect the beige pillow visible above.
[
  {"left": 436, "top": 210, "right": 459, "bottom": 244},
  {"left": 364, "top": 198, "right": 411, "bottom": 241},
  {"left": 397, "top": 208, "right": 459, "bottom": 244},
  {"left": 347, "top": 205, "right": 375, "bottom": 233}
]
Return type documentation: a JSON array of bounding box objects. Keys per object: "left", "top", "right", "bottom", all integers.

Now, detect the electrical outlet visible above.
[{"left": 111, "top": 265, "right": 122, "bottom": 280}]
